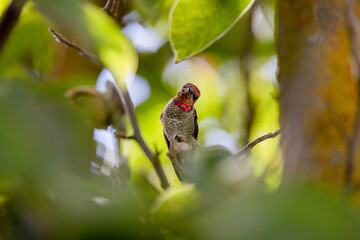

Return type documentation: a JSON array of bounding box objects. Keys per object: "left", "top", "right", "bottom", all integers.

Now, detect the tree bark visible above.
[{"left": 277, "top": 0, "right": 360, "bottom": 189}]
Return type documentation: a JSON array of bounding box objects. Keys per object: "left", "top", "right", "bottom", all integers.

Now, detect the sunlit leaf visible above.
[
  {"left": 0, "top": 0, "right": 10, "bottom": 16},
  {"left": 83, "top": 4, "right": 138, "bottom": 86},
  {"left": 169, "top": 0, "right": 255, "bottom": 62}
]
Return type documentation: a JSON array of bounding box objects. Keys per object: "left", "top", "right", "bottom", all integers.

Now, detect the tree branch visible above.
[
  {"left": 233, "top": 129, "right": 281, "bottom": 159},
  {"left": 121, "top": 89, "right": 170, "bottom": 189},
  {"left": 113, "top": 0, "right": 122, "bottom": 18},
  {"left": 238, "top": 1, "right": 256, "bottom": 145},
  {"left": 0, "top": 0, "right": 27, "bottom": 53},
  {"left": 103, "top": 0, "right": 122, "bottom": 19},
  {"left": 48, "top": 22, "right": 170, "bottom": 189},
  {"left": 102, "top": 0, "right": 114, "bottom": 14},
  {"left": 102, "top": 0, "right": 169, "bottom": 188},
  {"left": 114, "top": 131, "right": 135, "bottom": 140},
  {"left": 48, "top": 27, "right": 101, "bottom": 65}
]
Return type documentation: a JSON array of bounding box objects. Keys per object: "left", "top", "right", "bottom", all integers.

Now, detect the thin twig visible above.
[
  {"left": 233, "top": 129, "right": 281, "bottom": 159},
  {"left": 102, "top": 0, "right": 114, "bottom": 14},
  {"left": 239, "top": 1, "right": 256, "bottom": 145},
  {"left": 102, "top": 0, "right": 120, "bottom": 18},
  {"left": 0, "top": 0, "right": 27, "bottom": 53},
  {"left": 122, "top": 89, "right": 170, "bottom": 189},
  {"left": 113, "top": 0, "right": 121, "bottom": 18},
  {"left": 114, "top": 131, "right": 135, "bottom": 140},
  {"left": 48, "top": 27, "right": 101, "bottom": 65}
]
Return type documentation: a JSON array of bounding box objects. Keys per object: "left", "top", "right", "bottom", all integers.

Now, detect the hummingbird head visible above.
[
  {"left": 181, "top": 83, "right": 201, "bottom": 100},
  {"left": 173, "top": 83, "right": 201, "bottom": 112}
]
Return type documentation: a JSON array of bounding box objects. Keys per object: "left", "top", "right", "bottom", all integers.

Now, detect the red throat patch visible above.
[
  {"left": 173, "top": 83, "right": 200, "bottom": 112},
  {"left": 173, "top": 98, "right": 194, "bottom": 112}
]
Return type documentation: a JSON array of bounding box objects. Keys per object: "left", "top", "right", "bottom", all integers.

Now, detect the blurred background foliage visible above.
[{"left": 0, "top": 0, "right": 359, "bottom": 239}]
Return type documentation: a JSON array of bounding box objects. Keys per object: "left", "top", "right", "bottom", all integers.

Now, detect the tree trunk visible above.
[{"left": 277, "top": 0, "right": 360, "bottom": 190}]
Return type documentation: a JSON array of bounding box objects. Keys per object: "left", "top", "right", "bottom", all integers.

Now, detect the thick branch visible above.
[
  {"left": 48, "top": 27, "right": 101, "bottom": 65},
  {"left": 233, "top": 129, "right": 281, "bottom": 159},
  {"left": 0, "top": 0, "right": 27, "bottom": 53}
]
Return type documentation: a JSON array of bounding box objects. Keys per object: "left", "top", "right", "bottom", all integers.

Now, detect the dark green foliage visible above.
[{"left": 1, "top": 0, "right": 359, "bottom": 239}]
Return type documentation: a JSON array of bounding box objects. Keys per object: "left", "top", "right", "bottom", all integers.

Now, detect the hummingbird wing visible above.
[
  {"left": 160, "top": 109, "right": 171, "bottom": 149},
  {"left": 193, "top": 108, "right": 199, "bottom": 140},
  {"left": 163, "top": 129, "right": 170, "bottom": 150}
]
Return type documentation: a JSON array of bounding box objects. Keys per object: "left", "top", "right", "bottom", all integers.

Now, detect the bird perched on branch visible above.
[{"left": 160, "top": 83, "right": 201, "bottom": 181}]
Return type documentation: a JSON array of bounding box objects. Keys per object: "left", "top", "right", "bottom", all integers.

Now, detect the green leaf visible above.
[
  {"left": 152, "top": 184, "right": 200, "bottom": 224},
  {"left": 83, "top": 4, "right": 138, "bottom": 86},
  {"left": 32, "top": 0, "right": 87, "bottom": 41},
  {"left": 33, "top": 0, "right": 137, "bottom": 85},
  {"left": 169, "top": 0, "right": 255, "bottom": 62},
  {"left": 0, "top": 3, "right": 53, "bottom": 76}
]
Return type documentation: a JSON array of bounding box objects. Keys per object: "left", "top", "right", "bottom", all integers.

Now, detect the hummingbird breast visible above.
[{"left": 162, "top": 100, "right": 195, "bottom": 141}]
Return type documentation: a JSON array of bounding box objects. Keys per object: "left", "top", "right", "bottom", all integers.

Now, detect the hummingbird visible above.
[{"left": 160, "top": 83, "right": 201, "bottom": 181}]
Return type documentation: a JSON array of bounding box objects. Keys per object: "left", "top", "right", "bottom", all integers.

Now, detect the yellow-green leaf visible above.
[
  {"left": 33, "top": 0, "right": 138, "bottom": 85},
  {"left": 84, "top": 4, "right": 138, "bottom": 86},
  {"left": 169, "top": 0, "right": 255, "bottom": 62}
]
